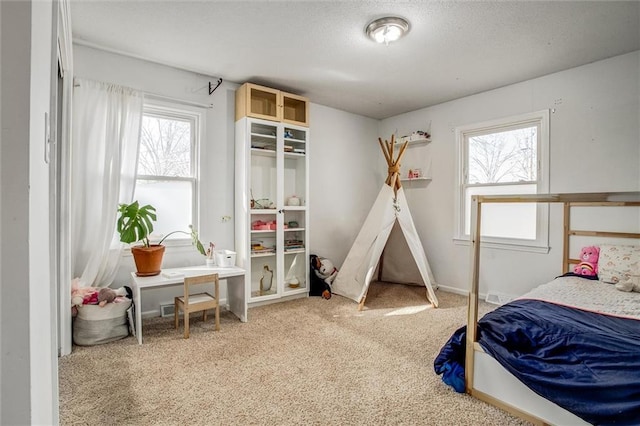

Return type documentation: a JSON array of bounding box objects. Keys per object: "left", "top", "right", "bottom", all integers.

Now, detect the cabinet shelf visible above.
[
  {"left": 251, "top": 252, "right": 277, "bottom": 258},
  {"left": 251, "top": 289, "right": 277, "bottom": 298},
  {"left": 284, "top": 152, "right": 305, "bottom": 159},
  {"left": 251, "top": 132, "right": 276, "bottom": 140},
  {"left": 284, "top": 249, "right": 306, "bottom": 254},
  {"left": 284, "top": 138, "right": 306, "bottom": 144},
  {"left": 250, "top": 209, "right": 277, "bottom": 214},
  {"left": 251, "top": 148, "right": 276, "bottom": 157}
]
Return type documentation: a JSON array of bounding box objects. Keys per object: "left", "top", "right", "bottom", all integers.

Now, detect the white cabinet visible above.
[{"left": 235, "top": 117, "right": 309, "bottom": 304}]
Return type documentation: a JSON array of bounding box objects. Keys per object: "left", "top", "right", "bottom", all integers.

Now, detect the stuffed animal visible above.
[
  {"left": 615, "top": 276, "right": 640, "bottom": 293},
  {"left": 98, "top": 288, "right": 116, "bottom": 307},
  {"left": 310, "top": 254, "right": 338, "bottom": 299},
  {"left": 573, "top": 246, "right": 600, "bottom": 277},
  {"left": 71, "top": 278, "right": 129, "bottom": 313},
  {"left": 71, "top": 278, "right": 100, "bottom": 309}
]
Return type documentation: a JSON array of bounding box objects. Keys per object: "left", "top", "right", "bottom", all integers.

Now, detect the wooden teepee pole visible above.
[{"left": 378, "top": 135, "right": 408, "bottom": 196}]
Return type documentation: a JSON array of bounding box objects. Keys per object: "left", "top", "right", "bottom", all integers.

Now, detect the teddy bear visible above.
[
  {"left": 573, "top": 246, "right": 600, "bottom": 277},
  {"left": 71, "top": 278, "right": 129, "bottom": 314},
  {"left": 71, "top": 278, "right": 100, "bottom": 310},
  {"left": 615, "top": 276, "right": 640, "bottom": 293},
  {"left": 310, "top": 254, "right": 338, "bottom": 299}
]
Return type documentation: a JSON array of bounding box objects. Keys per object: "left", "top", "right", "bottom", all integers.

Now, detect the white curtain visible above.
[{"left": 71, "top": 78, "right": 143, "bottom": 288}]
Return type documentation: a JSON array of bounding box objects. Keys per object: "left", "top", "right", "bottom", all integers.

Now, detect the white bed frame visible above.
[{"left": 466, "top": 192, "right": 640, "bottom": 426}]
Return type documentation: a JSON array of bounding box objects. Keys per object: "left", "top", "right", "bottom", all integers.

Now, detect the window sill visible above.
[
  {"left": 121, "top": 239, "right": 197, "bottom": 257},
  {"left": 453, "top": 237, "right": 550, "bottom": 254}
]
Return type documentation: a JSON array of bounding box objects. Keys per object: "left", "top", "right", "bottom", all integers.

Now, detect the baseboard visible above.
[
  {"left": 248, "top": 292, "right": 307, "bottom": 308},
  {"left": 435, "top": 284, "right": 488, "bottom": 302},
  {"left": 142, "top": 297, "right": 229, "bottom": 319}
]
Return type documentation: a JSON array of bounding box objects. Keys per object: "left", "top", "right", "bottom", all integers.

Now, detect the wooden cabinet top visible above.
[{"left": 235, "top": 82, "right": 309, "bottom": 127}]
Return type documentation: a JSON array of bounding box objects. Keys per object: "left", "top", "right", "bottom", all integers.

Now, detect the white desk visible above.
[{"left": 130, "top": 266, "right": 247, "bottom": 344}]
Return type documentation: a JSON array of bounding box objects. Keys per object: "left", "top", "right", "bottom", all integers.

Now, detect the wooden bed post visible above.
[
  {"left": 466, "top": 195, "right": 482, "bottom": 392},
  {"left": 460, "top": 192, "right": 640, "bottom": 425},
  {"left": 563, "top": 202, "right": 571, "bottom": 274}
]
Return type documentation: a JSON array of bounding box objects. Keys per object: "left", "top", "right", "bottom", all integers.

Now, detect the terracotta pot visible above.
[{"left": 131, "top": 244, "right": 165, "bottom": 277}]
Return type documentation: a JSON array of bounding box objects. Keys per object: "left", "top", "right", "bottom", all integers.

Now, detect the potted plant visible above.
[{"left": 117, "top": 200, "right": 206, "bottom": 276}]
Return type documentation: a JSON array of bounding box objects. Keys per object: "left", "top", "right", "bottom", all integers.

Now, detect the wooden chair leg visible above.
[
  {"left": 215, "top": 277, "right": 220, "bottom": 331},
  {"left": 203, "top": 309, "right": 207, "bottom": 322},
  {"left": 174, "top": 297, "right": 180, "bottom": 330},
  {"left": 215, "top": 305, "right": 220, "bottom": 331},
  {"left": 184, "top": 311, "right": 190, "bottom": 339}
]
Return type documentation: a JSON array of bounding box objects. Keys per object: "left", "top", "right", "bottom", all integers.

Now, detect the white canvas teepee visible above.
[{"left": 332, "top": 136, "right": 439, "bottom": 309}]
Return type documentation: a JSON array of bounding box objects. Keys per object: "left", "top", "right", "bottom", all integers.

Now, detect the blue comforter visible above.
[{"left": 434, "top": 299, "right": 640, "bottom": 426}]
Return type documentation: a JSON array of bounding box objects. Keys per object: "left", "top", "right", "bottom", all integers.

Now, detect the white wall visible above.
[
  {"left": 73, "top": 45, "right": 380, "bottom": 314},
  {"left": 1, "top": 0, "right": 56, "bottom": 424},
  {"left": 309, "top": 104, "right": 379, "bottom": 266},
  {"left": 379, "top": 51, "right": 640, "bottom": 297},
  {"left": 74, "top": 45, "right": 239, "bottom": 314},
  {"left": 73, "top": 46, "right": 639, "bottom": 311}
]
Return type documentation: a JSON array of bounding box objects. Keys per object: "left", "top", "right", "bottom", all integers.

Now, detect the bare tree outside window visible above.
[
  {"left": 134, "top": 107, "right": 198, "bottom": 239},
  {"left": 138, "top": 115, "right": 191, "bottom": 177},
  {"left": 467, "top": 126, "right": 537, "bottom": 184},
  {"left": 456, "top": 110, "right": 549, "bottom": 246}
]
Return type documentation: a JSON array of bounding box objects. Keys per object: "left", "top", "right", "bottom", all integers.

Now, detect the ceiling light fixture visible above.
[{"left": 365, "top": 16, "right": 410, "bottom": 45}]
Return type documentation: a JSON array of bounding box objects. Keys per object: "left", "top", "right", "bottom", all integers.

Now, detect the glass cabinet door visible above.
[
  {"left": 247, "top": 84, "right": 280, "bottom": 121},
  {"left": 282, "top": 125, "right": 308, "bottom": 293},
  {"left": 282, "top": 93, "right": 308, "bottom": 127},
  {"left": 238, "top": 117, "right": 309, "bottom": 303},
  {"left": 249, "top": 121, "right": 279, "bottom": 298}
]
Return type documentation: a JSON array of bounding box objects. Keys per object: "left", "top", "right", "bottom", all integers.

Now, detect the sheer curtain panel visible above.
[{"left": 71, "top": 78, "right": 143, "bottom": 287}]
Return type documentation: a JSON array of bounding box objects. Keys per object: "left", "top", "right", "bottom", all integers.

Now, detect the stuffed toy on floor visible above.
[{"left": 310, "top": 254, "right": 338, "bottom": 299}]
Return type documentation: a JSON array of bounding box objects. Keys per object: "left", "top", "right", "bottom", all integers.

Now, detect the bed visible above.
[{"left": 434, "top": 192, "right": 640, "bottom": 426}]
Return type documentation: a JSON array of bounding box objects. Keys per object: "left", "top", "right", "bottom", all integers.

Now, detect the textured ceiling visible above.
[{"left": 70, "top": 1, "right": 640, "bottom": 119}]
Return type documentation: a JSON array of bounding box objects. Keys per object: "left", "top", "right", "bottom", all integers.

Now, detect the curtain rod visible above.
[
  {"left": 143, "top": 92, "right": 214, "bottom": 109},
  {"left": 73, "top": 80, "right": 214, "bottom": 109}
]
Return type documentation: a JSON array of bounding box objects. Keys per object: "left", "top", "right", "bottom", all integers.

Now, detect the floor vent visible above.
[
  {"left": 160, "top": 303, "right": 175, "bottom": 317},
  {"left": 485, "top": 291, "right": 515, "bottom": 306}
]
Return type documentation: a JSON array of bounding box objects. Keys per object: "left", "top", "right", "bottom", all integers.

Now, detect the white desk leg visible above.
[
  {"left": 133, "top": 283, "right": 143, "bottom": 344},
  {"left": 227, "top": 275, "right": 247, "bottom": 322}
]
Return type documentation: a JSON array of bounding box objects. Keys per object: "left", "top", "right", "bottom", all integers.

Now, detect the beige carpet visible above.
[{"left": 59, "top": 283, "right": 531, "bottom": 425}]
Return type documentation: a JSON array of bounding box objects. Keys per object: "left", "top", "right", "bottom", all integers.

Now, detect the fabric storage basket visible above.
[{"left": 73, "top": 299, "right": 132, "bottom": 346}]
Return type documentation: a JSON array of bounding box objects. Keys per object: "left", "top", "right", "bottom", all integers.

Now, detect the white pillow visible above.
[{"left": 598, "top": 244, "right": 640, "bottom": 284}]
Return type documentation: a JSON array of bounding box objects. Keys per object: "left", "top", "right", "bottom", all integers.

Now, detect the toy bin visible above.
[{"left": 215, "top": 250, "right": 237, "bottom": 268}]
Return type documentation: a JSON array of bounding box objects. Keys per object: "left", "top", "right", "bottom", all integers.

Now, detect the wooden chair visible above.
[{"left": 174, "top": 273, "right": 220, "bottom": 339}]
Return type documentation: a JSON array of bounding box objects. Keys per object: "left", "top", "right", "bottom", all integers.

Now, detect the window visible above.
[
  {"left": 455, "top": 110, "right": 550, "bottom": 251},
  {"left": 134, "top": 101, "right": 203, "bottom": 243}
]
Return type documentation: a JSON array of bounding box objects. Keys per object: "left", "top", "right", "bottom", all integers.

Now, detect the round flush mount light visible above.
[{"left": 365, "top": 16, "right": 410, "bottom": 45}]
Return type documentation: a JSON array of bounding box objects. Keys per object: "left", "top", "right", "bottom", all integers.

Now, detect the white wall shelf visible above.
[
  {"left": 400, "top": 176, "right": 432, "bottom": 182},
  {"left": 396, "top": 137, "right": 431, "bottom": 146}
]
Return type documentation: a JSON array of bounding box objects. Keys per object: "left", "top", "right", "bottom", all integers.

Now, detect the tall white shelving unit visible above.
[{"left": 235, "top": 117, "right": 310, "bottom": 305}]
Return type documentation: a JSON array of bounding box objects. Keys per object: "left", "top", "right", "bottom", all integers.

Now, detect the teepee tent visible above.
[{"left": 332, "top": 135, "right": 439, "bottom": 309}]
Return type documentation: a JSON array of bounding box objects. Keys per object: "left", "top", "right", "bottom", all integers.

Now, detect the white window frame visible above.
[
  {"left": 134, "top": 99, "right": 204, "bottom": 249},
  {"left": 454, "top": 110, "right": 550, "bottom": 252}
]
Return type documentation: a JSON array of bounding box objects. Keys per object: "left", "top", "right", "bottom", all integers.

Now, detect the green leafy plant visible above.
[{"left": 117, "top": 200, "right": 206, "bottom": 255}]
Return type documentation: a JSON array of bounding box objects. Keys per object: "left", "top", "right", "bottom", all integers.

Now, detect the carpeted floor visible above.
[{"left": 58, "top": 283, "right": 531, "bottom": 425}]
